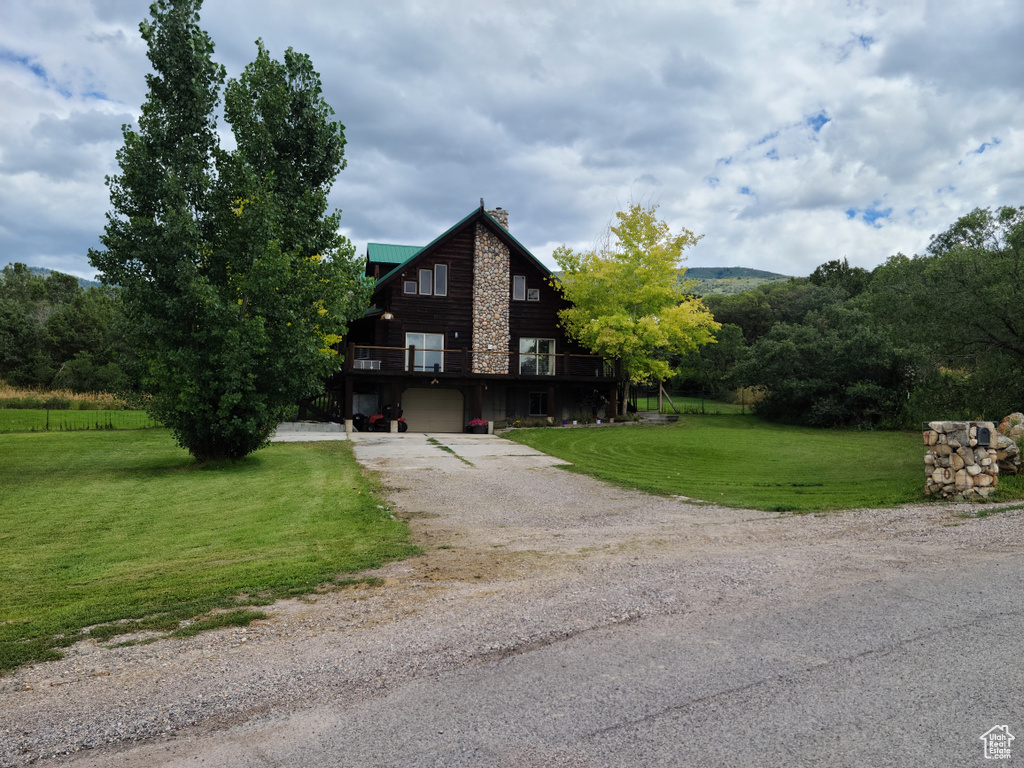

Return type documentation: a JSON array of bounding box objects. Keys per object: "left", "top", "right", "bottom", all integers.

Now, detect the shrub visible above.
[{"left": 727, "top": 386, "right": 765, "bottom": 407}]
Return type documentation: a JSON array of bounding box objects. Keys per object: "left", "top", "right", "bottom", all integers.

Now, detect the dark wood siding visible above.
[
  {"left": 352, "top": 214, "right": 592, "bottom": 361},
  {"left": 507, "top": 250, "right": 587, "bottom": 355},
  {"left": 378, "top": 226, "right": 476, "bottom": 353}
]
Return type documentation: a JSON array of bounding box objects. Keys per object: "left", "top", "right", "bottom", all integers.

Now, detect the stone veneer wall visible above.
[
  {"left": 472, "top": 218, "right": 510, "bottom": 374},
  {"left": 923, "top": 420, "right": 999, "bottom": 500}
]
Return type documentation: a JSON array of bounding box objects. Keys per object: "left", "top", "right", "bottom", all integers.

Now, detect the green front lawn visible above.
[
  {"left": 0, "top": 430, "right": 418, "bottom": 673},
  {"left": 508, "top": 415, "right": 944, "bottom": 512}
]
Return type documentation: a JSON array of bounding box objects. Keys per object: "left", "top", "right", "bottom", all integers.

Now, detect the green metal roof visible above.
[{"left": 367, "top": 243, "right": 422, "bottom": 265}]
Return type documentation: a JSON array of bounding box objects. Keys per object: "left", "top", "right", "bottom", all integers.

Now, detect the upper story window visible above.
[
  {"left": 434, "top": 264, "right": 448, "bottom": 296},
  {"left": 404, "top": 263, "right": 449, "bottom": 296},
  {"left": 513, "top": 275, "right": 541, "bottom": 301},
  {"left": 512, "top": 274, "right": 526, "bottom": 301}
]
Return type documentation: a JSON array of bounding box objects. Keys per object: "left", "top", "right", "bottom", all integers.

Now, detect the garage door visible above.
[{"left": 401, "top": 388, "right": 464, "bottom": 433}]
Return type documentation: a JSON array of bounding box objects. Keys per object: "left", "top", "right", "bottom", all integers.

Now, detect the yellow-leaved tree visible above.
[{"left": 552, "top": 204, "right": 720, "bottom": 408}]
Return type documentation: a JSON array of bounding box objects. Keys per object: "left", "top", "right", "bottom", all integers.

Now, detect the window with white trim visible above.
[
  {"left": 404, "top": 264, "right": 448, "bottom": 296},
  {"left": 520, "top": 337, "right": 555, "bottom": 376},
  {"left": 434, "top": 264, "right": 448, "bottom": 296},
  {"left": 406, "top": 332, "right": 444, "bottom": 372},
  {"left": 512, "top": 274, "right": 526, "bottom": 301}
]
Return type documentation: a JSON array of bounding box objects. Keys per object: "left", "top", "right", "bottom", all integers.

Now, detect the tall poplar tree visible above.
[{"left": 90, "top": 1, "right": 370, "bottom": 461}]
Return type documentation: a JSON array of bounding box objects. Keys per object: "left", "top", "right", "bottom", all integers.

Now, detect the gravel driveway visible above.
[{"left": 2, "top": 432, "right": 1023, "bottom": 766}]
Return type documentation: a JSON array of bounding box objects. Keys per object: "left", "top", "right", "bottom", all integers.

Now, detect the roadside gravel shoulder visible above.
[{"left": 3, "top": 433, "right": 1023, "bottom": 766}]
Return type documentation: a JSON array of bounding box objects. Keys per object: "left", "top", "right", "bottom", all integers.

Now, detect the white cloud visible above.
[{"left": 2, "top": 0, "right": 1023, "bottom": 279}]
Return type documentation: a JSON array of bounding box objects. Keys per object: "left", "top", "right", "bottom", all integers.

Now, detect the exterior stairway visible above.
[{"left": 638, "top": 411, "right": 679, "bottom": 424}]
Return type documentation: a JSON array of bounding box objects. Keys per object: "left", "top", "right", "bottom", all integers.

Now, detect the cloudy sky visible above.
[{"left": 2, "top": 1, "right": 1023, "bottom": 281}]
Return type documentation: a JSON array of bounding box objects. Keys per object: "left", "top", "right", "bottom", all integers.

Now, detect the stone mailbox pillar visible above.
[{"left": 923, "top": 420, "right": 999, "bottom": 500}]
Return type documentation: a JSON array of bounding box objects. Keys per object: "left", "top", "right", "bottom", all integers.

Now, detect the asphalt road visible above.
[{"left": 61, "top": 553, "right": 1024, "bottom": 767}]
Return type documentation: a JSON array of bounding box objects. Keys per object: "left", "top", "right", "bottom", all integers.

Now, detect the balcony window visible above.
[
  {"left": 406, "top": 332, "right": 444, "bottom": 372},
  {"left": 520, "top": 338, "right": 555, "bottom": 376}
]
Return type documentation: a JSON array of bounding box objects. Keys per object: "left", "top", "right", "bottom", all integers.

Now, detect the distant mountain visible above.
[
  {"left": 685, "top": 267, "right": 789, "bottom": 281},
  {"left": 551, "top": 265, "right": 792, "bottom": 297},
  {"left": 17, "top": 265, "right": 103, "bottom": 290},
  {"left": 683, "top": 266, "right": 792, "bottom": 296}
]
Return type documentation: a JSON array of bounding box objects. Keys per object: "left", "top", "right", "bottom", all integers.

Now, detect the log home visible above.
[{"left": 317, "top": 203, "right": 619, "bottom": 432}]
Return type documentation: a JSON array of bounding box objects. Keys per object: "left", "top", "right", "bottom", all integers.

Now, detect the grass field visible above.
[
  {"left": 506, "top": 414, "right": 1024, "bottom": 512},
  {"left": 0, "top": 408, "right": 158, "bottom": 432},
  {"left": 0, "top": 382, "right": 128, "bottom": 411},
  {"left": 0, "top": 430, "right": 418, "bottom": 673}
]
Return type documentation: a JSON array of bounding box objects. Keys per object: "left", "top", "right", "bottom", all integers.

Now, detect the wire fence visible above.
[{"left": 631, "top": 392, "right": 750, "bottom": 416}]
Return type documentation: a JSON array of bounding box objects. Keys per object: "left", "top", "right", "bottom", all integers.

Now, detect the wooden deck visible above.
[{"left": 343, "top": 344, "right": 619, "bottom": 382}]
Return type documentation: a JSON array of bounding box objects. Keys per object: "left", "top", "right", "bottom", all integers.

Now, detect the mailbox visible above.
[{"left": 977, "top": 426, "right": 992, "bottom": 446}]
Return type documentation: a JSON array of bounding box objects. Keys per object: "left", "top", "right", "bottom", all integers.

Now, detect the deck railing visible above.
[{"left": 345, "top": 344, "right": 616, "bottom": 379}]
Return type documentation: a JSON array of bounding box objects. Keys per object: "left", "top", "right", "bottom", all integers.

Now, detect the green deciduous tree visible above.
[
  {"left": 89, "top": 0, "right": 370, "bottom": 461},
  {"left": 552, "top": 203, "right": 720, "bottom": 401},
  {"left": 0, "top": 264, "right": 125, "bottom": 390},
  {"left": 809, "top": 257, "right": 871, "bottom": 297},
  {"left": 737, "top": 303, "right": 914, "bottom": 428},
  {"left": 868, "top": 206, "right": 1024, "bottom": 364},
  {"left": 47, "top": 286, "right": 128, "bottom": 393},
  {"left": 676, "top": 322, "right": 747, "bottom": 407},
  {"left": 864, "top": 206, "right": 1024, "bottom": 421},
  {"left": 703, "top": 277, "right": 849, "bottom": 345},
  {"left": 0, "top": 264, "right": 48, "bottom": 386}
]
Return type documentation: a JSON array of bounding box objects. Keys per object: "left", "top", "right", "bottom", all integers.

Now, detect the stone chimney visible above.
[
  {"left": 473, "top": 207, "right": 511, "bottom": 374},
  {"left": 486, "top": 207, "right": 509, "bottom": 230}
]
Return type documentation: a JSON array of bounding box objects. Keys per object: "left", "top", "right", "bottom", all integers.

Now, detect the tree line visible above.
[
  {"left": 6, "top": 202, "right": 1020, "bottom": 435},
  {"left": 0, "top": 263, "right": 127, "bottom": 393},
  {"left": 678, "top": 205, "right": 1024, "bottom": 428}
]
